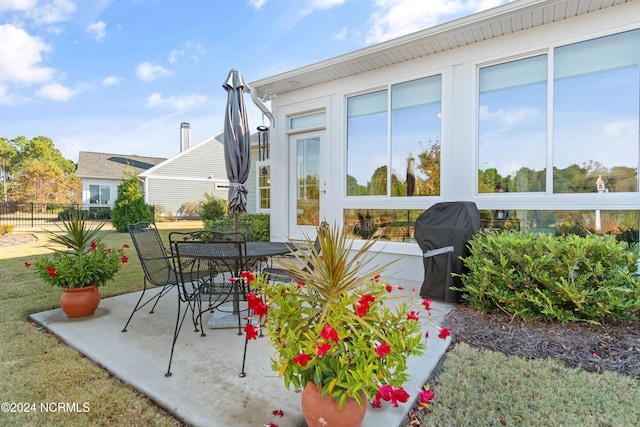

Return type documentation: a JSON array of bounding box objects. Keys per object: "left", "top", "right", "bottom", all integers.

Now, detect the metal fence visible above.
[{"left": 0, "top": 202, "right": 113, "bottom": 229}]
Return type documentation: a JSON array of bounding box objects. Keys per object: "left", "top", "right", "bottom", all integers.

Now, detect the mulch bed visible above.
[
  {"left": 445, "top": 303, "right": 640, "bottom": 378},
  {"left": 0, "top": 233, "right": 37, "bottom": 248}
]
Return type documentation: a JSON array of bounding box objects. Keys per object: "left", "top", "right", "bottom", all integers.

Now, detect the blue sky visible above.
[{"left": 1, "top": 0, "right": 509, "bottom": 163}]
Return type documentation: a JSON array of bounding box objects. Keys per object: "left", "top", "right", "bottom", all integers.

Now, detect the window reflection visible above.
[
  {"left": 344, "top": 208, "right": 639, "bottom": 243},
  {"left": 553, "top": 30, "right": 639, "bottom": 193},
  {"left": 478, "top": 55, "right": 547, "bottom": 193},
  {"left": 346, "top": 75, "right": 442, "bottom": 197}
]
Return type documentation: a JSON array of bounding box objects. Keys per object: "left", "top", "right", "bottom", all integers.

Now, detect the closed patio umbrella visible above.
[{"left": 222, "top": 69, "right": 251, "bottom": 232}]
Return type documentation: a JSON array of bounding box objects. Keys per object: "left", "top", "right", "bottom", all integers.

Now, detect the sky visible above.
[{"left": 1, "top": 0, "right": 510, "bottom": 163}]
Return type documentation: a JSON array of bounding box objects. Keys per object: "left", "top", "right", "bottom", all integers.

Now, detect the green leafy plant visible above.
[
  {"left": 111, "top": 172, "right": 153, "bottom": 232},
  {"left": 26, "top": 211, "right": 129, "bottom": 288},
  {"left": 244, "top": 224, "right": 439, "bottom": 410},
  {"left": 456, "top": 231, "right": 640, "bottom": 322}
]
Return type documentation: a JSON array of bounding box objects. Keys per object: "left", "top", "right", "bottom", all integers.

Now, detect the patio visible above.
[{"left": 30, "top": 279, "right": 453, "bottom": 427}]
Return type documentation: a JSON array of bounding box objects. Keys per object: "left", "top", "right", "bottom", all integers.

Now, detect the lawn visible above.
[{"left": 1, "top": 225, "right": 638, "bottom": 426}]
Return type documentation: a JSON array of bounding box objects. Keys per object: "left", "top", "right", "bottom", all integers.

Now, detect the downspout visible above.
[{"left": 249, "top": 86, "right": 275, "bottom": 129}]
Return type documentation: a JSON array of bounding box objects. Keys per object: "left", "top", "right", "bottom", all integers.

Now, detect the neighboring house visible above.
[
  {"left": 249, "top": 0, "right": 640, "bottom": 281},
  {"left": 76, "top": 151, "right": 165, "bottom": 210},
  {"left": 139, "top": 128, "right": 269, "bottom": 217}
]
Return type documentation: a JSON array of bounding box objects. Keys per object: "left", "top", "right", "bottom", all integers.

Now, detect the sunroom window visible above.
[
  {"left": 553, "top": 29, "right": 639, "bottom": 193},
  {"left": 346, "top": 75, "right": 442, "bottom": 197}
]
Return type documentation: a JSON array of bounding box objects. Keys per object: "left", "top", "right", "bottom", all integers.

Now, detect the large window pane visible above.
[
  {"left": 553, "top": 30, "right": 639, "bottom": 193},
  {"left": 391, "top": 76, "right": 441, "bottom": 196},
  {"left": 478, "top": 55, "right": 547, "bottom": 193},
  {"left": 89, "top": 185, "right": 99, "bottom": 203},
  {"left": 347, "top": 90, "right": 388, "bottom": 195}
]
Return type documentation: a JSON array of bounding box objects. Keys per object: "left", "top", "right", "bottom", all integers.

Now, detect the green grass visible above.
[{"left": 1, "top": 225, "right": 639, "bottom": 426}]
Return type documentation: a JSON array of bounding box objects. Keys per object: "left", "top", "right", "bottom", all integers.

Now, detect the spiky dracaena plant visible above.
[{"left": 246, "top": 223, "right": 430, "bottom": 409}]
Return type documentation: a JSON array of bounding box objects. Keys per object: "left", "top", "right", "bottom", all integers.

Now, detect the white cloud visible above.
[
  {"left": 136, "top": 61, "right": 173, "bottom": 81},
  {"left": 145, "top": 92, "right": 207, "bottom": 110},
  {"left": 249, "top": 0, "right": 266, "bottom": 10},
  {"left": 168, "top": 41, "right": 208, "bottom": 64},
  {"left": 86, "top": 20, "right": 106, "bottom": 41},
  {"left": 0, "top": 0, "right": 37, "bottom": 11},
  {"left": 365, "top": 0, "right": 509, "bottom": 44},
  {"left": 0, "top": 83, "right": 13, "bottom": 104},
  {"left": 102, "top": 75, "right": 121, "bottom": 85},
  {"left": 168, "top": 48, "right": 185, "bottom": 64},
  {"left": 479, "top": 104, "right": 538, "bottom": 126},
  {"left": 310, "top": 0, "right": 345, "bottom": 9},
  {"left": 333, "top": 27, "right": 348, "bottom": 40},
  {"left": 24, "top": 0, "right": 76, "bottom": 25},
  {"left": 0, "top": 24, "right": 54, "bottom": 84},
  {"left": 35, "top": 82, "right": 76, "bottom": 101},
  {"left": 602, "top": 119, "right": 637, "bottom": 138}
]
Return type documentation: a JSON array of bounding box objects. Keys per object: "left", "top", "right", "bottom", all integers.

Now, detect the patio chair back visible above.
[{"left": 121, "top": 222, "right": 179, "bottom": 333}]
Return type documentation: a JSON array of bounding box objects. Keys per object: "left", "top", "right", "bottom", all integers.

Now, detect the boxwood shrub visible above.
[{"left": 456, "top": 231, "right": 640, "bottom": 323}]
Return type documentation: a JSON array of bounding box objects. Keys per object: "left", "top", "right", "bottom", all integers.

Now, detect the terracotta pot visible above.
[
  {"left": 301, "top": 382, "right": 367, "bottom": 427},
  {"left": 60, "top": 286, "right": 101, "bottom": 318}
]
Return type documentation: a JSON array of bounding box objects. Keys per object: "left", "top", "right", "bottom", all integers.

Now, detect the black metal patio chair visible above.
[
  {"left": 166, "top": 230, "right": 253, "bottom": 377},
  {"left": 122, "top": 222, "right": 178, "bottom": 333}
]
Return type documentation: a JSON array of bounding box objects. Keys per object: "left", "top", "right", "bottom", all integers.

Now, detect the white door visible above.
[{"left": 288, "top": 131, "right": 325, "bottom": 240}]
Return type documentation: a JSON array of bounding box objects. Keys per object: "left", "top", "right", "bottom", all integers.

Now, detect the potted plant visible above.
[
  {"left": 25, "top": 211, "right": 129, "bottom": 317},
  {"left": 244, "top": 224, "right": 440, "bottom": 427}
]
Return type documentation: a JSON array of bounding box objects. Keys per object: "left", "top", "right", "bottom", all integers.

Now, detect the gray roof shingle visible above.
[{"left": 76, "top": 151, "right": 166, "bottom": 179}]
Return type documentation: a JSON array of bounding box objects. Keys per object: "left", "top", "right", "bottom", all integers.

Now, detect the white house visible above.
[
  {"left": 250, "top": 0, "right": 640, "bottom": 281},
  {"left": 76, "top": 151, "right": 166, "bottom": 210}
]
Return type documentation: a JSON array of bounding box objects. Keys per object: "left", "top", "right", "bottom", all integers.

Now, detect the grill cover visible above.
[{"left": 414, "top": 201, "right": 480, "bottom": 301}]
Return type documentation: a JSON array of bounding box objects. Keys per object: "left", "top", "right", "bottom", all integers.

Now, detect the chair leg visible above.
[
  {"left": 166, "top": 297, "right": 190, "bottom": 377},
  {"left": 121, "top": 281, "right": 148, "bottom": 332},
  {"left": 239, "top": 331, "right": 249, "bottom": 378}
]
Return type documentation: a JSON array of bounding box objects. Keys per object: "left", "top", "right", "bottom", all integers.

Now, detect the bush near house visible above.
[
  {"left": 456, "top": 231, "right": 640, "bottom": 323},
  {"left": 110, "top": 174, "right": 153, "bottom": 232}
]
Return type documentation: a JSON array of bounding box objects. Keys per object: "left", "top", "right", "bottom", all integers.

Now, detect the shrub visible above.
[
  {"left": 201, "top": 193, "right": 227, "bottom": 222},
  {"left": 94, "top": 208, "right": 112, "bottom": 220},
  {"left": 177, "top": 201, "right": 202, "bottom": 218},
  {"left": 0, "top": 224, "right": 16, "bottom": 235},
  {"left": 58, "top": 207, "right": 86, "bottom": 220},
  {"left": 456, "top": 231, "right": 640, "bottom": 323},
  {"left": 110, "top": 173, "right": 153, "bottom": 232}
]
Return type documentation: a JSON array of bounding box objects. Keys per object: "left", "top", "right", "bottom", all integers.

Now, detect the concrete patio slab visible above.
[{"left": 30, "top": 279, "right": 453, "bottom": 427}]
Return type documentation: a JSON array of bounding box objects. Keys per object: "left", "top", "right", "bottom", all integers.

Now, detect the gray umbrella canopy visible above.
[{"left": 223, "top": 69, "right": 251, "bottom": 216}]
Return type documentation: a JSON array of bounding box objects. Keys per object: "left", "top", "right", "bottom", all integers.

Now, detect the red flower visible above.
[
  {"left": 241, "top": 270, "right": 255, "bottom": 285},
  {"left": 247, "top": 293, "right": 268, "bottom": 317},
  {"left": 421, "top": 298, "right": 432, "bottom": 310},
  {"left": 316, "top": 343, "right": 331, "bottom": 357},
  {"left": 320, "top": 324, "right": 338, "bottom": 342},
  {"left": 244, "top": 323, "right": 259, "bottom": 340},
  {"left": 419, "top": 388, "right": 435, "bottom": 407},
  {"left": 438, "top": 327, "right": 451, "bottom": 339},
  {"left": 374, "top": 342, "right": 391, "bottom": 358},
  {"left": 372, "top": 274, "right": 381, "bottom": 282},
  {"left": 406, "top": 311, "right": 419, "bottom": 321},
  {"left": 385, "top": 284, "right": 393, "bottom": 293},
  {"left": 297, "top": 280, "right": 305, "bottom": 288},
  {"left": 46, "top": 266, "right": 57, "bottom": 278},
  {"left": 90, "top": 241, "right": 97, "bottom": 251},
  {"left": 374, "top": 385, "right": 410, "bottom": 407},
  {"left": 293, "top": 353, "right": 312, "bottom": 367},
  {"left": 272, "top": 409, "right": 284, "bottom": 416},
  {"left": 122, "top": 243, "right": 130, "bottom": 249},
  {"left": 24, "top": 262, "right": 31, "bottom": 268},
  {"left": 120, "top": 256, "right": 128, "bottom": 264},
  {"left": 356, "top": 294, "right": 376, "bottom": 318}
]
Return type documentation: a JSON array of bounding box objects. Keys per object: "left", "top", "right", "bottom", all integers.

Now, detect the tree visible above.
[
  {"left": 416, "top": 142, "right": 440, "bottom": 195},
  {"left": 110, "top": 172, "right": 152, "bottom": 232}
]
